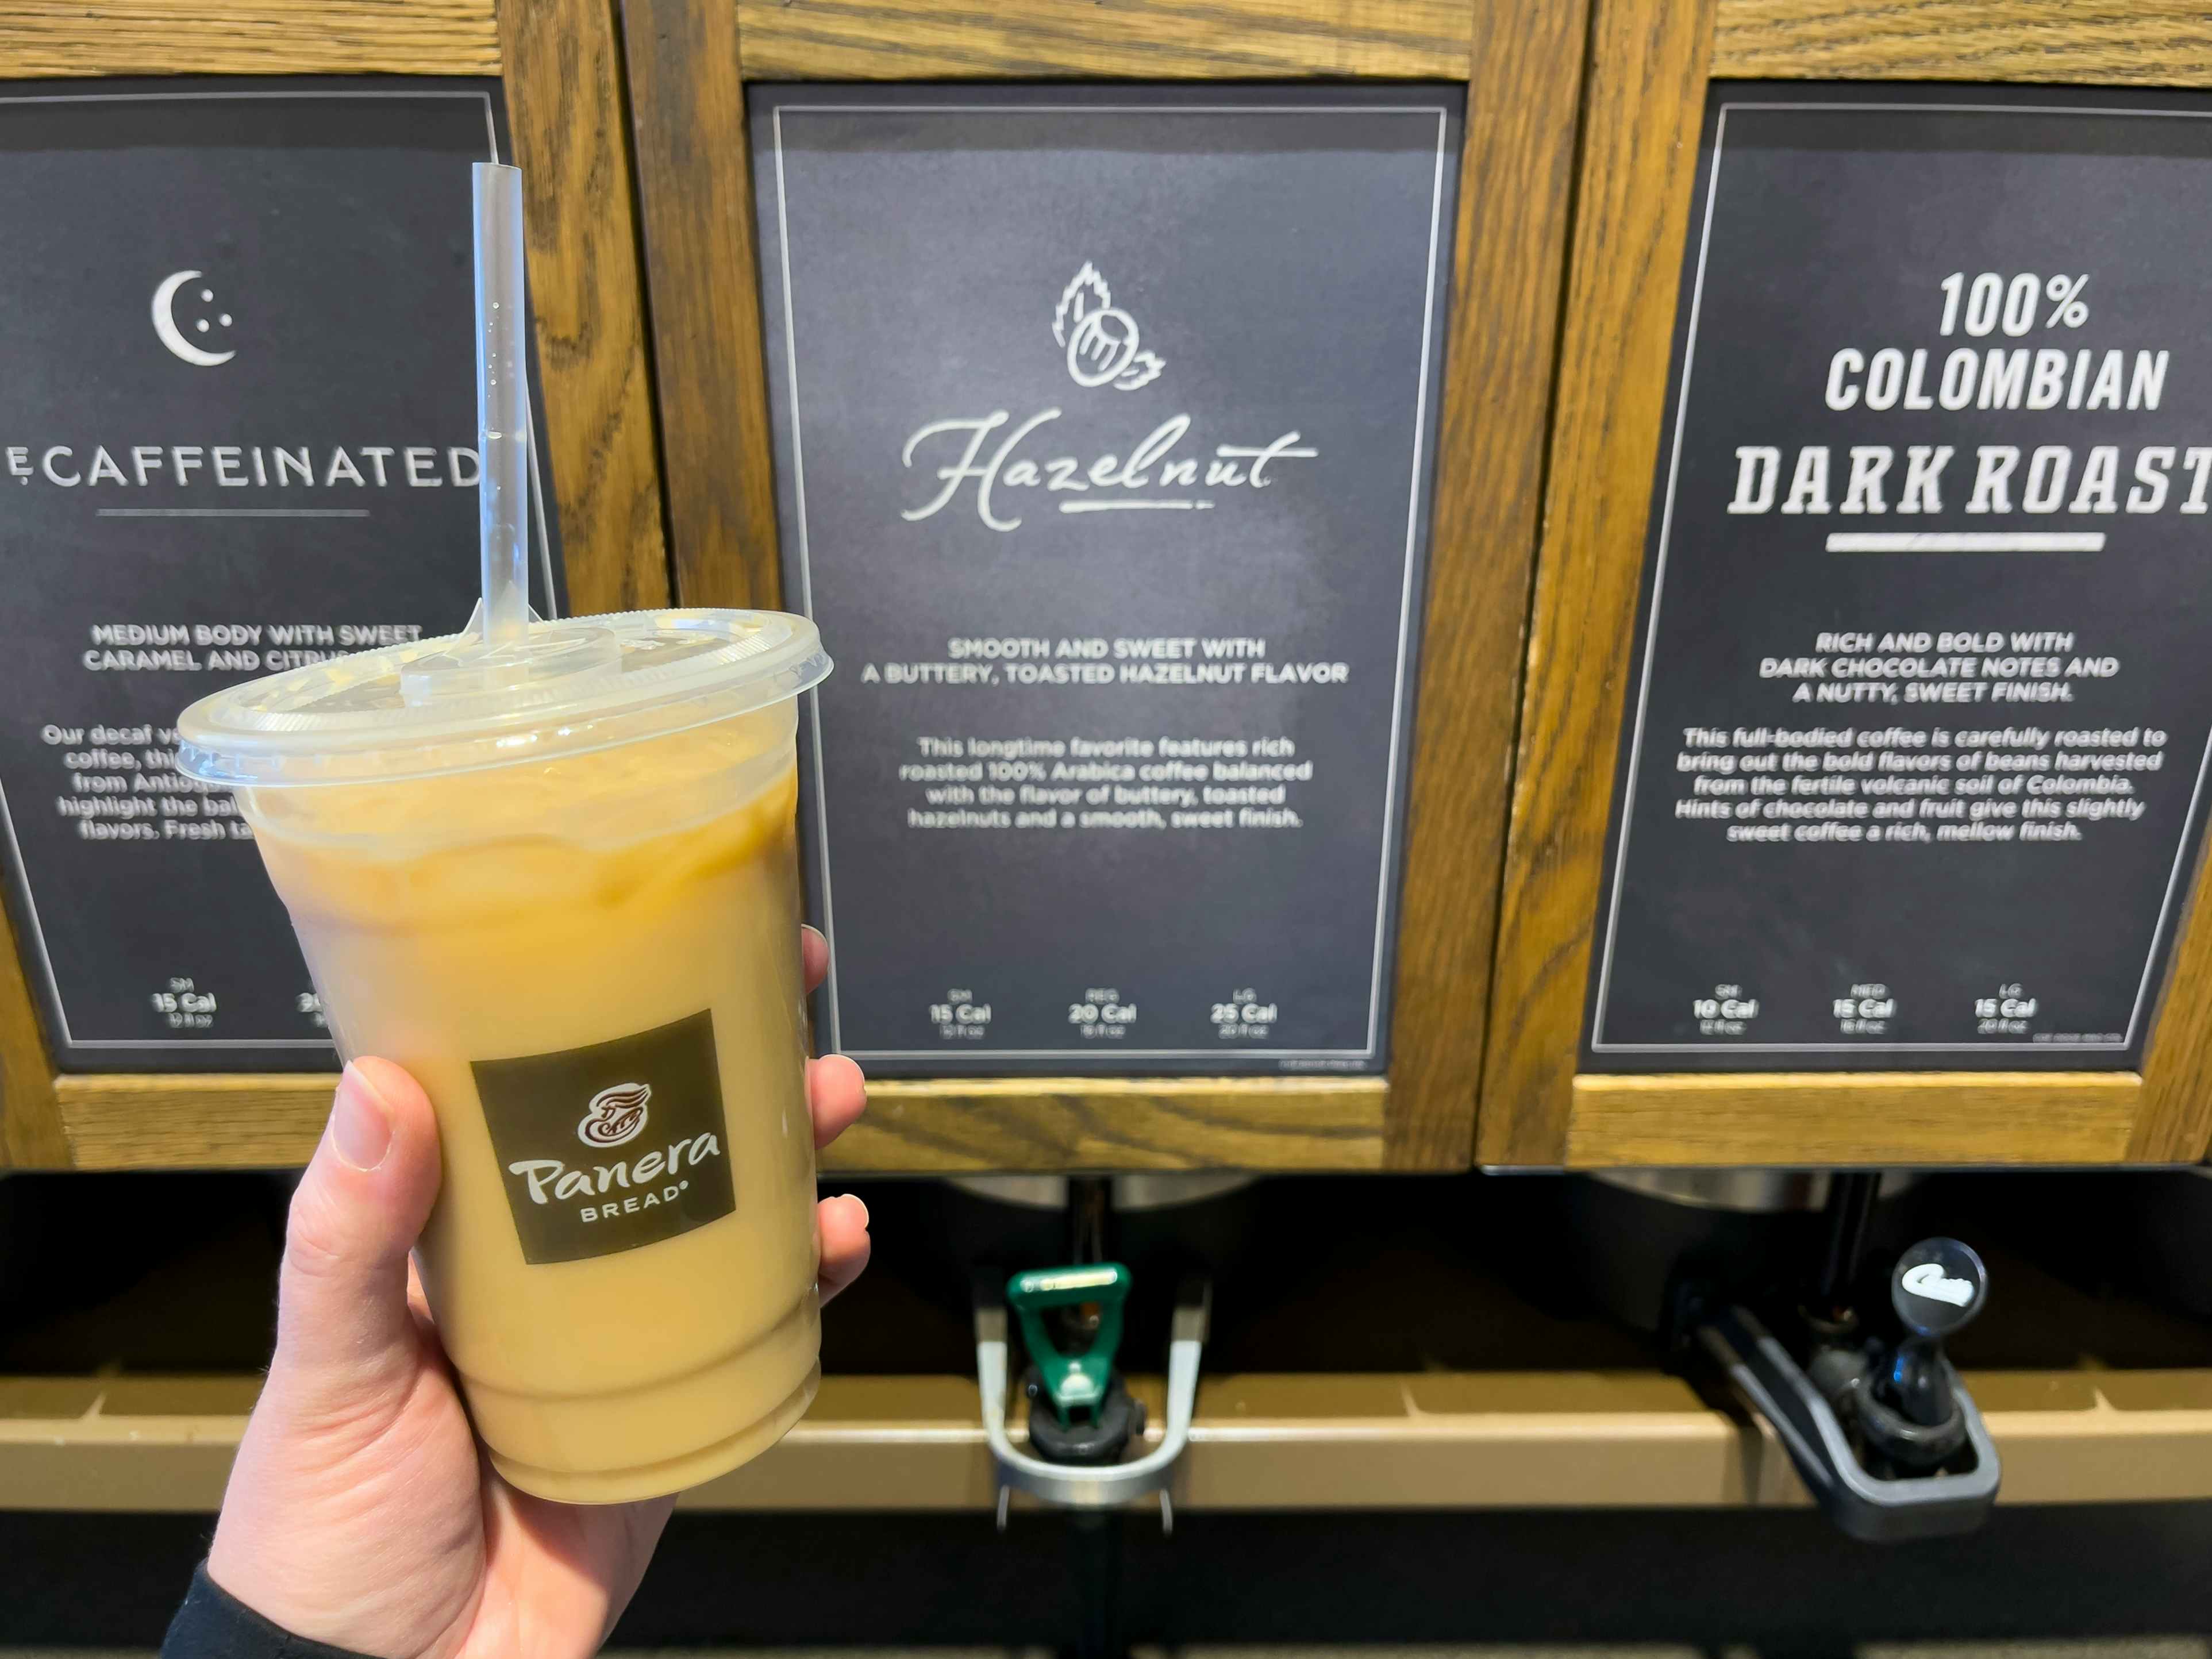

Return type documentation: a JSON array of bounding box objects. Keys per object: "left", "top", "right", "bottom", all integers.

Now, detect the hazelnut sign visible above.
[{"left": 752, "top": 84, "right": 1459, "bottom": 1076}]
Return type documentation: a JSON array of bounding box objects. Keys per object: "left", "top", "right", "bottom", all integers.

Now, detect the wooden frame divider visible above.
[
  {"left": 618, "top": 0, "right": 1592, "bottom": 1172},
  {"left": 1478, "top": 0, "right": 2212, "bottom": 1169},
  {"left": 0, "top": 0, "right": 670, "bottom": 1171}
]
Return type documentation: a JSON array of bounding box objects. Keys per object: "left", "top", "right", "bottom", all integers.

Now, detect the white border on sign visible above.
[
  {"left": 1591, "top": 98, "right": 2212, "bottom": 1057},
  {"left": 769, "top": 99, "right": 1451, "bottom": 1064},
  {"left": 0, "top": 84, "right": 554, "bottom": 1055}
]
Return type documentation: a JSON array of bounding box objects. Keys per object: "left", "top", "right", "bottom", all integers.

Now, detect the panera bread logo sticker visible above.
[
  {"left": 474, "top": 1011, "right": 736, "bottom": 1265},
  {"left": 578, "top": 1081, "right": 651, "bottom": 1148}
]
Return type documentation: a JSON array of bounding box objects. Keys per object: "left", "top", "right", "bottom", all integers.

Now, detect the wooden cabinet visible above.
[
  {"left": 617, "top": 0, "right": 1593, "bottom": 1172},
  {"left": 0, "top": 0, "right": 665, "bottom": 1170},
  {"left": 1481, "top": 0, "right": 2212, "bottom": 1167}
]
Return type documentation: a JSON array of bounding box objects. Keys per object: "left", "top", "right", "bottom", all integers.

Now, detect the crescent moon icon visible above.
[{"left": 152, "top": 270, "right": 234, "bottom": 367}]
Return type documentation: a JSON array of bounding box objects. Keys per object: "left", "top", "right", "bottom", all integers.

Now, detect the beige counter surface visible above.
[{"left": 6, "top": 1365, "right": 2211, "bottom": 1513}]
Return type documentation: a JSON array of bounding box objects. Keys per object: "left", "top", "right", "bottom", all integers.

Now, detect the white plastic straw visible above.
[{"left": 472, "top": 163, "right": 532, "bottom": 653}]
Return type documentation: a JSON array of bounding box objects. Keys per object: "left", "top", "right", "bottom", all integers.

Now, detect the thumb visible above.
[{"left": 272, "top": 1058, "right": 443, "bottom": 1399}]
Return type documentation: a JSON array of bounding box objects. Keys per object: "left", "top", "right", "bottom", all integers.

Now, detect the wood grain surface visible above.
[
  {"left": 54, "top": 1073, "right": 330, "bottom": 1168},
  {"left": 733, "top": 0, "right": 1472, "bottom": 80},
  {"left": 0, "top": 2, "right": 499, "bottom": 76},
  {"left": 1382, "top": 0, "right": 1592, "bottom": 1168},
  {"left": 1713, "top": 1, "right": 2212, "bottom": 85},
  {"left": 2132, "top": 827, "right": 2212, "bottom": 1160},
  {"left": 825, "top": 1077, "right": 1386, "bottom": 1171},
  {"left": 49, "top": 1072, "right": 1384, "bottom": 1171},
  {"left": 501, "top": 0, "right": 672, "bottom": 617},
  {"left": 0, "top": 900, "right": 65, "bottom": 1169},
  {"left": 1565, "top": 1072, "right": 2141, "bottom": 1167},
  {"left": 1476, "top": 0, "right": 1718, "bottom": 1167},
  {"left": 625, "top": 0, "right": 784, "bottom": 610}
]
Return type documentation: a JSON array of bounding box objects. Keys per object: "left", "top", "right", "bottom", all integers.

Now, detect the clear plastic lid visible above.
[{"left": 177, "top": 609, "right": 830, "bottom": 788}]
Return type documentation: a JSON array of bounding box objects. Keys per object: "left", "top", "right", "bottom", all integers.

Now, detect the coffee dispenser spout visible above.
[
  {"left": 1694, "top": 1234, "right": 1999, "bottom": 1542},
  {"left": 973, "top": 1268, "right": 1209, "bottom": 1518}
]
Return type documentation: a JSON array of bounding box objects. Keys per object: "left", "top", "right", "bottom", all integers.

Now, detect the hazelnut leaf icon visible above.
[
  {"left": 1113, "top": 350, "right": 1164, "bottom": 392},
  {"left": 1053, "top": 261, "right": 1112, "bottom": 347}
]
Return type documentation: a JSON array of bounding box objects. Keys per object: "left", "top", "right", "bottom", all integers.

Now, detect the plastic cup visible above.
[{"left": 178, "top": 610, "right": 832, "bottom": 1502}]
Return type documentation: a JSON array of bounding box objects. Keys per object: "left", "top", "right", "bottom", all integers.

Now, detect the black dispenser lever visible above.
[{"left": 1696, "top": 1228, "right": 2000, "bottom": 1542}]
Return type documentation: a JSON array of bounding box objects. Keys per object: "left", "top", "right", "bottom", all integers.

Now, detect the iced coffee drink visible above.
[{"left": 179, "top": 610, "right": 833, "bottom": 1502}]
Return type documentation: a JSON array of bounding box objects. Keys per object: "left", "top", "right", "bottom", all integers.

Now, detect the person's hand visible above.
[{"left": 206, "top": 927, "right": 869, "bottom": 1659}]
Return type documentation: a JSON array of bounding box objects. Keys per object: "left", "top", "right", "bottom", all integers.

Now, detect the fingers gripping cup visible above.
[{"left": 178, "top": 610, "right": 833, "bottom": 1502}]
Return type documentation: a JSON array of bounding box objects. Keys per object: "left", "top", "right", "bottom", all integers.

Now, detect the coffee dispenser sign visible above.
[
  {"left": 1591, "top": 86, "right": 2212, "bottom": 1071},
  {"left": 753, "top": 86, "right": 1459, "bottom": 1075},
  {"left": 0, "top": 82, "right": 557, "bottom": 1070}
]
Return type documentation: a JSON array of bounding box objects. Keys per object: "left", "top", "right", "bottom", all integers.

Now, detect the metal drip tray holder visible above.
[{"left": 974, "top": 1279, "right": 1210, "bottom": 1519}]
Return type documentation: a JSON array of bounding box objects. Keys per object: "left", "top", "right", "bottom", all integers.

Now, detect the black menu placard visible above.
[
  {"left": 753, "top": 85, "right": 1459, "bottom": 1076},
  {"left": 1590, "top": 85, "right": 2212, "bottom": 1072},
  {"left": 0, "top": 80, "right": 559, "bottom": 1072}
]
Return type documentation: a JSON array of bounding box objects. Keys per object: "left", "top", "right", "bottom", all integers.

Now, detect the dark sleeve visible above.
[{"left": 160, "top": 1563, "right": 382, "bottom": 1659}]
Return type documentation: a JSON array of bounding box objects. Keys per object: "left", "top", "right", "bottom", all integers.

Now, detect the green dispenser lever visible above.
[{"left": 1006, "top": 1261, "right": 1131, "bottom": 1424}]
